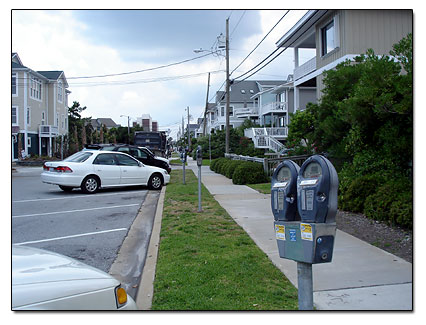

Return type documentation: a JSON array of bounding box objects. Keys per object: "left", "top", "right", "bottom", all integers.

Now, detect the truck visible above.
[{"left": 134, "top": 131, "right": 169, "bottom": 157}]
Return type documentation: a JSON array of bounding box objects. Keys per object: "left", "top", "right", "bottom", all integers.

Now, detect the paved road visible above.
[{"left": 12, "top": 167, "right": 151, "bottom": 274}]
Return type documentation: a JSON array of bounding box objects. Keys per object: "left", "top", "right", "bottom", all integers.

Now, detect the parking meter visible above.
[
  {"left": 180, "top": 151, "right": 187, "bottom": 163},
  {"left": 273, "top": 155, "right": 338, "bottom": 265},
  {"left": 196, "top": 146, "right": 202, "bottom": 167},
  {"left": 271, "top": 160, "right": 300, "bottom": 222},
  {"left": 297, "top": 155, "right": 338, "bottom": 223}
]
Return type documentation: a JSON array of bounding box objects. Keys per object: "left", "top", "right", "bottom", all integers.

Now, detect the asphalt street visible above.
[{"left": 12, "top": 166, "right": 153, "bottom": 275}]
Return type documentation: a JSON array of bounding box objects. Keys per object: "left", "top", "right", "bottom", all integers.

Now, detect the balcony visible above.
[
  {"left": 39, "top": 125, "right": 59, "bottom": 137},
  {"left": 294, "top": 56, "right": 316, "bottom": 81},
  {"left": 234, "top": 106, "right": 258, "bottom": 118},
  {"left": 261, "top": 102, "right": 287, "bottom": 115}
]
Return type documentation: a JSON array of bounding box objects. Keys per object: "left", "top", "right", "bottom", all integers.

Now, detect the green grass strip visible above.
[
  {"left": 247, "top": 182, "right": 272, "bottom": 194},
  {"left": 151, "top": 170, "right": 298, "bottom": 310}
]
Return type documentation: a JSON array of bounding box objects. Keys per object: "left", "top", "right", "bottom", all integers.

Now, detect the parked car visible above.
[
  {"left": 12, "top": 245, "right": 137, "bottom": 310},
  {"left": 84, "top": 144, "right": 171, "bottom": 173},
  {"left": 42, "top": 150, "right": 170, "bottom": 193}
]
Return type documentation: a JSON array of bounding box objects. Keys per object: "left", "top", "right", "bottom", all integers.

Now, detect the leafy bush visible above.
[
  {"left": 339, "top": 174, "right": 380, "bottom": 213},
  {"left": 223, "top": 160, "right": 243, "bottom": 179},
  {"left": 210, "top": 157, "right": 227, "bottom": 173},
  {"left": 363, "top": 177, "right": 413, "bottom": 228},
  {"left": 232, "top": 161, "right": 268, "bottom": 185}
]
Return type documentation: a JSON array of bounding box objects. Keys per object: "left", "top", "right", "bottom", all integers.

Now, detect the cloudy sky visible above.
[{"left": 11, "top": 9, "right": 311, "bottom": 139}]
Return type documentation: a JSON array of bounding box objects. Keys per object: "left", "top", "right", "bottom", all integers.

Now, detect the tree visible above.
[{"left": 68, "top": 101, "right": 91, "bottom": 154}]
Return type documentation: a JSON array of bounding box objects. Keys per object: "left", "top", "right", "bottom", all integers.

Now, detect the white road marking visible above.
[
  {"left": 12, "top": 203, "right": 140, "bottom": 219},
  {"left": 13, "top": 191, "right": 146, "bottom": 203},
  {"left": 13, "top": 228, "right": 128, "bottom": 246}
]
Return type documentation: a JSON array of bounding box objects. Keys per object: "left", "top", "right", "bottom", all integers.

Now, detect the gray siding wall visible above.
[
  {"left": 315, "top": 9, "right": 412, "bottom": 99},
  {"left": 299, "top": 88, "right": 317, "bottom": 110},
  {"left": 316, "top": 9, "right": 412, "bottom": 70}
]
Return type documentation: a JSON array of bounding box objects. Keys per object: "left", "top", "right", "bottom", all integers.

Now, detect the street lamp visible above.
[{"left": 120, "top": 115, "right": 131, "bottom": 144}]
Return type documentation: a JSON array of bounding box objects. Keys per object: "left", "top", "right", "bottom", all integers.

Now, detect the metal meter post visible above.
[
  {"left": 181, "top": 150, "right": 187, "bottom": 185},
  {"left": 271, "top": 155, "right": 338, "bottom": 311},
  {"left": 196, "top": 146, "right": 203, "bottom": 212}
]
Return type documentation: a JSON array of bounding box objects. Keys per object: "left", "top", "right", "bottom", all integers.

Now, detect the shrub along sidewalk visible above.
[{"left": 151, "top": 170, "right": 298, "bottom": 310}]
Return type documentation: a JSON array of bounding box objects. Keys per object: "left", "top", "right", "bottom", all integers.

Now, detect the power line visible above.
[
  {"left": 230, "top": 10, "right": 246, "bottom": 37},
  {"left": 69, "top": 70, "right": 224, "bottom": 87},
  {"left": 66, "top": 52, "right": 213, "bottom": 79},
  {"left": 230, "top": 10, "right": 289, "bottom": 76},
  {"left": 233, "top": 10, "right": 327, "bottom": 84}
]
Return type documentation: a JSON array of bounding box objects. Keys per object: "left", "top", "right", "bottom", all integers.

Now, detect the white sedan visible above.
[
  {"left": 41, "top": 150, "right": 170, "bottom": 194},
  {"left": 12, "top": 245, "right": 137, "bottom": 310}
]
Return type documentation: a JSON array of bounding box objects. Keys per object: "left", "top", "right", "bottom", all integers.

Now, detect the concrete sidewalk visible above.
[{"left": 188, "top": 159, "right": 413, "bottom": 310}]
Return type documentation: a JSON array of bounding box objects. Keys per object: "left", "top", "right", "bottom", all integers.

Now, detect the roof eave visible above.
[{"left": 275, "top": 10, "right": 328, "bottom": 48}]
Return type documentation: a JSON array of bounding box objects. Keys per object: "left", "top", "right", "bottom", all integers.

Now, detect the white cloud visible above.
[{"left": 11, "top": 9, "right": 307, "bottom": 140}]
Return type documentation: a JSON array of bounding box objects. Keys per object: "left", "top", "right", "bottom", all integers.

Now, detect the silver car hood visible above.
[
  {"left": 12, "top": 245, "right": 114, "bottom": 285},
  {"left": 12, "top": 246, "right": 118, "bottom": 308}
]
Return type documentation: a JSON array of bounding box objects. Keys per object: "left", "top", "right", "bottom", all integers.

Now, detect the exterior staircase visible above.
[{"left": 244, "top": 127, "right": 287, "bottom": 153}]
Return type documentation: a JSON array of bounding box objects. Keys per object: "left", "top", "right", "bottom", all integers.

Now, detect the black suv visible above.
[{"left": 84, "top": 144, "right": 171, "bottom": 173}]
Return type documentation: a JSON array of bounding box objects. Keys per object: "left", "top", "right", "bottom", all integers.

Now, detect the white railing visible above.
[
  {"left": 39, "top": 125, "right": 59, "bottom": 137},
  {"left": 247, "top": 127, "right": 288, "bottom": 137},
  {"left": 294, "top": 56, "right": 316, "bottom": 81},
  {"left": 261, "top": 101, "right": 287, "bottom": 115},
  {"left": 253, "top": 135, "right": 285, "bottom": 153},
  {"left": 245, "top": 127, "right": 287, "bottom": 153},
  {"left": 234, "top": 106, "right": 258, "bottom": 117}
]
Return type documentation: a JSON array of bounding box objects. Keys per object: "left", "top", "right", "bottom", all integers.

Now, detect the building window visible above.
[
  {"left": 30, "top": 76, "right": 42, "bottom": 100},
  {"left": 12, "top": 73, "right": 17, "bottom": 95},
  {"left": 61, "top": 114, "right": 65, "bottom": 129},
  {"left": 221, "top": 106, "right": 225, "bottom": 117},
  {"left": 321, "top": 20, "right": 335, "bottom": 56},
  {"left": 229, "top": 107, "right": 234, "bottom": 117},
  {"left": 27, "top": 137, "right": 31, "bottom": 148},
  {"left": 12, "top": 107, "right": 18, "bottom": 125},
  {"left": 41, "top": 111, "right": 45, "bottom": 125},
  {"left": 58, "top": 81, "right": 63, "bottom": 102}
]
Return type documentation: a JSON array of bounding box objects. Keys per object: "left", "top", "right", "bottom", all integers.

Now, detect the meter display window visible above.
[
  {"left": 277, "top": 166, "right": 292, "bottom": 182},
  {"left": 303, "top": 162, "right": 322, "bottom": 178}
]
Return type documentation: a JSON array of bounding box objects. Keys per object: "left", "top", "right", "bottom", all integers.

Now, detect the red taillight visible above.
[
  {"left": 43, "top": 164, "right": 49, "bottom": 171},
  {"left": 54, "top": 166, "right": 73, "bottom": 173}
]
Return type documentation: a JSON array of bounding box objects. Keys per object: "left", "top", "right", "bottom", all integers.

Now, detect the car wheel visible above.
[
  {"left": 81, "top": 176, "right": 100, "bottom": 194},
  {"left": 59, "top": 185, "right": 73, "bottom": 192},
  {"left": 148, "top": 173, "right": 163, "bottom": 190}
]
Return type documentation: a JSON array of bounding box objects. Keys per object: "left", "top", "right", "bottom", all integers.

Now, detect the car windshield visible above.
[
  {"left": 143, "top": 147, "right": 154, "bottom": 156},
  {"left": 64, "top": 151, "right": 93, "bottom": 162}
]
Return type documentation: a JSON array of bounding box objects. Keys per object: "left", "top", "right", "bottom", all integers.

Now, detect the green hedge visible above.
[
  {"left": 339, "top": 174, "right": 380, "bottom": 213},
  {"left": 363, "top": 177, "right": 413, "bottom": 228},
  {"left": 210, "top": 158, "right": 268, "bottom": 185}
]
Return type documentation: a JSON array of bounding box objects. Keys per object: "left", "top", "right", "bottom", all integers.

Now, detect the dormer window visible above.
[
  {"left": 250, "top": 90, "right": 254, "bottom": 94},
  {"left": 241, "top": 90, "right": 246, "bottom": 94}
]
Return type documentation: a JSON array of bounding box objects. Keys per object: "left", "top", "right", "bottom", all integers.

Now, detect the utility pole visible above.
[
  {"left": 225, "top": 17, "right": 230, "bottom": 153},
  {"left": 203, "top": 72, "right": 210, "bottom": 136}
]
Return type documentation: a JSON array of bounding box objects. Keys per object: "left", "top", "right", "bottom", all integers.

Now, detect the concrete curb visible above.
[{"left": 135, "top": 186, "right": 166, "bottom": 310}]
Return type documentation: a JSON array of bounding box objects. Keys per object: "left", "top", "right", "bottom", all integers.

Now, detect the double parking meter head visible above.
[
  {"left": 272, "top": 155, "right": 338, "bottom": 264},
  {"left": 271, "top": 160, "right": 300, "bottom": 222},
  {"left": 196, "top": 146, "right": 203, "bottom": 167},
  {"left": 297, "top": 155, "right": 338, "bottom": 224}
]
